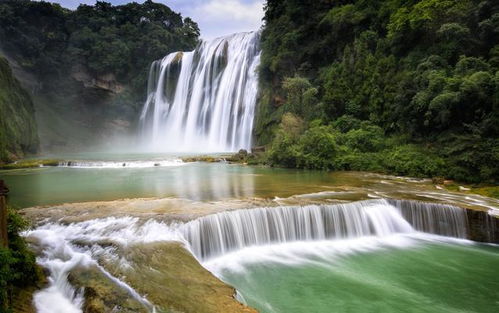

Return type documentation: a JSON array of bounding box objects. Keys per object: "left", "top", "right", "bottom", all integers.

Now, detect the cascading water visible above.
[
  {"left": 27, "top": 199, "right": 476, "bottom": 311},
  {"left": 139, "top": 32, "right": 260, "bottom": 152},
  {"left": 26, "top": 218, "right": 158, "bottom": 313},
  {"left": 181, "top": 199, "right": 469, "bottom": 260},
  {"left": 387, "top": 199, "right": 468, "bottom": 238}
]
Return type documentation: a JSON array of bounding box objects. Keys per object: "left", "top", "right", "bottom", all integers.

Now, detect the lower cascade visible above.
[
  {"left": 139, "top": 31, "right": 261, "bottom": 152},
  {"left": 181, "top": 199, "right": 468, "bottom": 260},
  {"left": 26, "top": 199, "right": 477, "bottom": 312}
]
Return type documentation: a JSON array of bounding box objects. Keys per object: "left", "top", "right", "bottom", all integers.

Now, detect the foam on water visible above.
[
  {"left": 25, "top": 219, "right": 160, "bottom": 313},
  {"left": 203, "top": 233, "right": 476, "bottom": 276}
]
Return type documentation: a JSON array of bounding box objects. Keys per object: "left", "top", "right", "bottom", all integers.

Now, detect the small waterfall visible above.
[
  {"left": 26, "top": 199, "right": 477, "bottom": 308},
  {"left": 388, "top": 199, "right": 468, "bottom": 238},
  {"left": 181, "top": 199, "right": 469, "bottom": 260},
  {"left": 139, "top": 32, "right": 260, "bottom": 152}
]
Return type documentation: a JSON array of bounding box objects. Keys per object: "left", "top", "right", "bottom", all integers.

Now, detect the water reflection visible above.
[
  {"left": 2, "top": 163, "right": 257, "bottom": 207},
  {"left": 2, "top": 163, "right": 499, "bottom": 212},
  {"left": 169, "top": 164, "right": 255, "bottom": 200}
]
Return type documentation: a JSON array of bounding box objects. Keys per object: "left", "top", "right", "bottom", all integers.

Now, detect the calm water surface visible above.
[{"left": 2, "top": 161, "right": 340, "bottom": 207}]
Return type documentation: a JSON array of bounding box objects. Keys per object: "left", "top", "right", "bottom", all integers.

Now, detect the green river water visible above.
[
  {"left": 3, "top": 155, "right": 498, "bottom": 210},
  {"left": 1, "top": 155, "right": 498, "bottom": 313},
  {"left": 214, "top": 238, "right": 499, "bottom": 313}
]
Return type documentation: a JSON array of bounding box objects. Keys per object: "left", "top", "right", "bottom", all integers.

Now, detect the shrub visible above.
[
  {"left": 336, "top": 152, "right": 385, "bottom": 172},
  {"left": 298, "top": 126, "right": 338, "bottom": 170},
  {"left": 268, "top": 130, "right": 301, "bottom": 168},
  {"left": 343, "top": 124, "right": 385, "bottom": 152},
  {"left": 0, "top": 206, "right": 41, "bottom": 310},
  {"left": 382, "top": 145, "right": 446, "bottom": 177},
  {"left": 331, "top": 115, "right": 362, "bottom": 133}
]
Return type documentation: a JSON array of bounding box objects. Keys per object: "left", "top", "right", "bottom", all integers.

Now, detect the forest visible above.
[
  {"left": 0, "top": 1, "right": 200, "bottom": 309},
  {"left": 0, "top": 0, "right": 200, "bottom": 157},
  {"left": 0, "top": 0, "right": 198, "bottom": 91},
  {"left": 255, "top": 0, "right": 499, "bottom": 183}
]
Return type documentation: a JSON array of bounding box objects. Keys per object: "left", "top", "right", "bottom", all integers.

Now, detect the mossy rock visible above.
[
  {"left": 68, "top": 266, "right": 149, "bottom": 313},
  {"left": 0, "top": 159, "right": 60, "bottom": 170},
  {"left": 114, "top": 242, "right": 257, "bottom": 313},
  {"left": 181, "top": 156, "right": 224, "bottom": 163}
]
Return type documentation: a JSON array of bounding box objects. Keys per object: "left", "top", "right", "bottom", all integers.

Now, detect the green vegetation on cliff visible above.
[
  {"left": 0, "top": 57, "right": 38, "bottom": 162},
  {"left": 0, "top": 0, "right": 200, "bottom": 151},
  {"left": 257, "top": 0, "right": 499, "bottom": 183},
  {"left": 0, "top": 0, "right": 199, "bottom": 91},
  {"left": 0, "top": 206, "right": 44, "bottom": 312}
]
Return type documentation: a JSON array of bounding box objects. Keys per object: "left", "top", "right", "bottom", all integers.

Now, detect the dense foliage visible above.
[
  {"left": 0, "top": 205, "right": 41, "bottom": 311},
  {"left": 0, "top": 57, "right": 38, "bottom": 162},
  {"left": 267, "top": 113, "right": 446, "bottom": 177},
  {"left": 0, "top": 0, "right": 199, "bottom": 90},
  {"left": 257, "top": 0, "right": 499, "bottom": 183},
  {"left": 0, "top": 0, "right": 200, "bottom": 152}
]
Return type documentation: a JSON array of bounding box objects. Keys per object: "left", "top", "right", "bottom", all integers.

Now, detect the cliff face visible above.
[{"left": 0, "top": 57, "right": 38, "bottom": 162}]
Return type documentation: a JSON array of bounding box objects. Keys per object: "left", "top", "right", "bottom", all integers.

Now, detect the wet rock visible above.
[
  {"left": 466, "top": 210, "right": 499, "bottom": 243},
  {"left": 117, "top": 242, "right": 257, "bottom": 313},
  {"left": 71, "top": 65, "right": 124, "bottom": 94},
  {"left": 431, "top": 177, "right": 444, "bottom": 185},
  {"left": 226, "top": 149, "right": 263, "bottom": 165},
  {"left": 251, "top": 146, "right": 265, "bottom": 153},
  {"left": 181, "top": 156, "right": 223, "bottom": 163},
  {"left": 68, "top": 266, "right": 148, "bottom": 313}
]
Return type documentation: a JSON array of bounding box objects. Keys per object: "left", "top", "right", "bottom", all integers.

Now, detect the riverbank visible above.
[
  {"left": 0, "top": 159, "right": 60, "bottom": 170},
  {"left": 0, "top": 151, "right": 499, "bottom": 206},
  {"left": 228, "top": 149, "right": 499, "bottom": 199}
]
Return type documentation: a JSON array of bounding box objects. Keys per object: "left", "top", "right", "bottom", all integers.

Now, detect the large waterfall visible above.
[{"left": 139, "top": 32, "right": 261, "bottom": 152}]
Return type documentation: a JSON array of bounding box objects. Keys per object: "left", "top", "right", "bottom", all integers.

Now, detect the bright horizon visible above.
[{"left": 44, "top": 0, "right": 265, "bottom": 40}]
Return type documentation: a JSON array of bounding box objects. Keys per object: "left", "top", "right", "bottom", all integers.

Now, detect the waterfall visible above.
[
  {"left": 181, "top": 199, "right": 469, "bottom": 260},
  {"left": 26, "top": 199, "right": 476, "bottom": 309},
  {"left": 387, "top": 199, "right": 468, "bottom": 238},
  {"left": 139, "top": 32, "right": 261, "bottom": 152}
]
